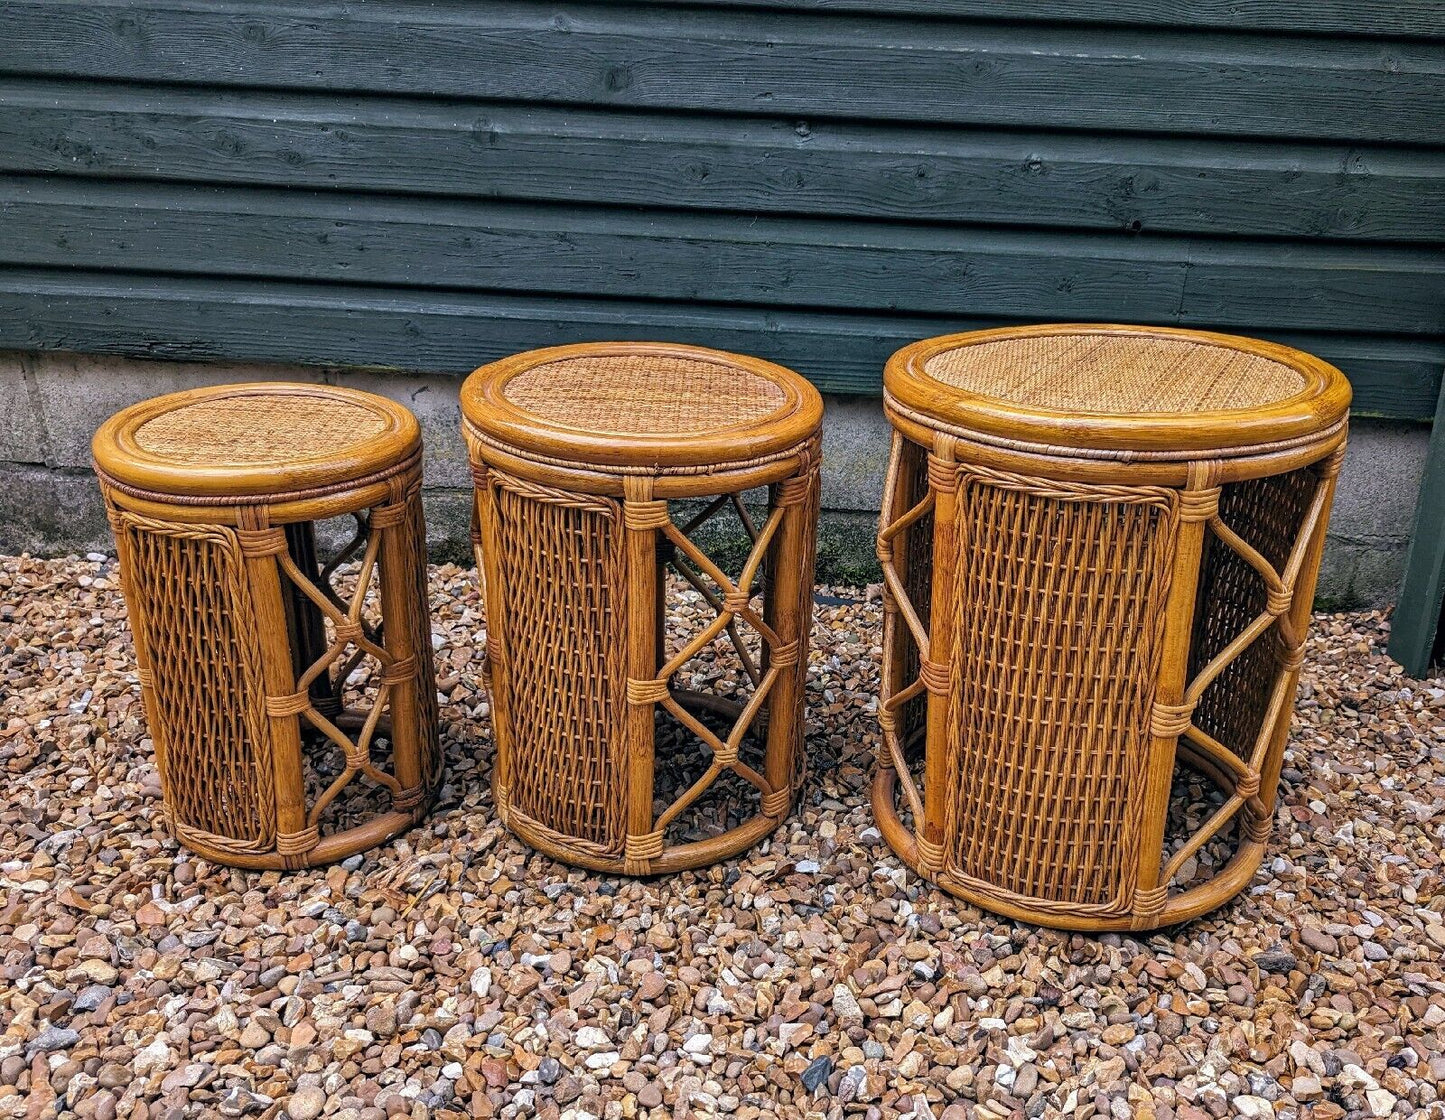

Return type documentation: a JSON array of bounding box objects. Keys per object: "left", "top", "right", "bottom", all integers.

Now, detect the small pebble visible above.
[{"left": 0, "top": 557, "right": 1439, "bottom": 1119}]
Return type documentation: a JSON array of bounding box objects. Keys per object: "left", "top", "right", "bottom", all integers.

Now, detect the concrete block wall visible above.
[{"left": 1, "top": 349, "right": 1428, "bottom": 606}]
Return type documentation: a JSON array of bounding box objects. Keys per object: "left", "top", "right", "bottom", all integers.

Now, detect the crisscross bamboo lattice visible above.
[
  {"left": 95, "top": 383, "right": 440, "bottom": 869},
  {"left": 874, "top": 325, "right": 1351, "bottom": 931},
  {"left": 462, "top": 342, "right": 823, "bottom": 875}
]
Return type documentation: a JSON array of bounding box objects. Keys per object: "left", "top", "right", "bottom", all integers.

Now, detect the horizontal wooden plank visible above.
[
  {"left": 3, "top": 178, "right": 1441, "bottom": 334},
  {"left": 627, "top": 0, "right": 1445, "bottom": 39},
  {"left": 0, "top": 269, "right": 1437, "bottom": 419},
  {"left": 1, "top": 2, "right": 1441, "bottom": 144},
  {"left": 5, "top": 81, "right": 1444, "bottom": 242}
]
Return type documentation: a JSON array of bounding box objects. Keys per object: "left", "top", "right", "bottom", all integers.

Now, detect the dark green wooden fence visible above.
[
  {"left": 1391, "top": 378, "right": 1445, "bottom": 675},
  {"left": 0, "top": 0, "right": 1442, "bottom": 420}
]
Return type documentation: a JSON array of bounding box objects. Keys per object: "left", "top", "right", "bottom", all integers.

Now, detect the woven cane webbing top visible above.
[
  {"left": 923, "top": 333, "right": 1305, "bottom": 414},
  {"left": 133, "top": 395, "right": 388, "bottom": 465},
  {"left": 462, "top": 342, "right": 822, "bottom": 471},
  {"left": 505, "top": 353, "right": 786, "bottom": 435},
  {"left": 93, "top": 383, "right": 421, "bottom": 499},
  {"left": 886, "top": 324, "right": 1351, "bottom": 457}
]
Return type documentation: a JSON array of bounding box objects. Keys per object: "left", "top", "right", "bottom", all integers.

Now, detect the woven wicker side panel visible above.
[
  {"left": 1189, "top": 466, "right": 1320, "bottom": 758},
  {"left": 491, "top": 478, "right": 629, "bottom": 853},
  {"left": 121, "top": 516, "right": 276, "bottom": 849},
  {"left": 946, "top": 473, "right": 1176, "bottom": 912}
]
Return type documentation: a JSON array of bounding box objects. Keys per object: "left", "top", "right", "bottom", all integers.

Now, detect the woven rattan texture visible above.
[
  {"left": 503, "top": 353, "right": 787, "bottom": 435},
  {"left": 1189, "top": 467, "right": 1321, "bottom": 758},
  {"left": 945, "top": 472, "right": 1177, "bottom": 911},
  {"left": 922, "top": 333, "right": 1307, "bottom": 414},
  {"left": 120, "top": 517, "right": 276, "bottom": 849},
  {"left": 491, "top": 476, "right": 631, "bottom": 851},
  {"left": 133, "top": 395, "right": 388, "bottom": 465}
]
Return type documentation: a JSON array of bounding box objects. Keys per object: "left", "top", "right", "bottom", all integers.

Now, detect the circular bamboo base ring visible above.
[
  {"left": 94, "top": 383, "right": 442, "bottom": 869},
  {"left": 499, "top": 689, "right": 781, "bottom": 876},
  {"left": 875, "top": 325, "right": 1350, "bottom": 930},
  {"left": 462, "top": 343, "right": 823, "bottom": 875},
  {"left": 870, "top": 734, "right": 1270, "bottom": 932}
]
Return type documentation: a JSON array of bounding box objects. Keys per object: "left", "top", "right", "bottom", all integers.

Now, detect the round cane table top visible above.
[
  {"left": 92, "top": 382, "right": 421, "bottom": 499},
  {"left": 460, "top": 342, "right": 823, "bottom": 471},
  {"left": 885, "top": 324, "right": 1351, "bottom": 457}
]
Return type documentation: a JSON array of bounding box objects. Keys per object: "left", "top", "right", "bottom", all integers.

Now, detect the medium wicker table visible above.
[
  {"left": 461, "top": 342, "right": 822, "bottom": 875},
  {"left": 93, "top": 383, "right": 441, "bottom": 868},
  {"left": 874, "top": 325, "right": 1351, "bottom": 930}
]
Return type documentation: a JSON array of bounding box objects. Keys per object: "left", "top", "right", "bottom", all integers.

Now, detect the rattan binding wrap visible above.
[
  {"left": 462, "top": 342, "right": 822, "bottom": 875},
  {"left": 875, "top": 324, "right": 1350, "bottom": 931},
  {"left": 94, "top": 383, "right": 441, "bottom": 869}
]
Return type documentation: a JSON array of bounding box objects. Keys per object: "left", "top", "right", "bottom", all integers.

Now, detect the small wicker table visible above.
[
  {"left": 875, "top": 325, "right": 1351, "bottom": 930},
  {"left": 461, "top": 342, "right": 822, "bottom": 875},
  {"left": 93, "top": 384, "right": 441, "bottom": 869}
]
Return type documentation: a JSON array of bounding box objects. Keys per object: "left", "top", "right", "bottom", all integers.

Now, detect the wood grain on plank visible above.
[
  {"left": 0, "top": 269, "right": 1437, "bottom": 419},
  {"left": 0, "top": 2, "right": 1440, "bottom": 143},
  {"left": 625, "top": 0, "right": 1445, "bottom": 39},
  {"left": 4, "top": 80, "right": 1443, "bottom": 242},
  {"left": 3, "top": 178, "right": 1441, "bottom": 333}
]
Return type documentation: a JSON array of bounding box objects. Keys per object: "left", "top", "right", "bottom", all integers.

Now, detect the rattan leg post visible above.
[
  {"left": 919, "top": 441, "right": 958, "bottom": 881},
  {"left": 472, "top": 466, "right": 513, "bottom": 818},
  {"left": 1133, "top": 463, "right": 1219, "bottom": 928},
  {"left": 623, "top": 477, "right": 662, "bottom": 875},
  {"left": 376, "top": 486, "right": 429, "bottom": 812},
  {"left": 240, "top": 511, "right": 316, "bottom": 868},
  {"left": 760, "top": 470, "right": 815, "bottom": 818}
]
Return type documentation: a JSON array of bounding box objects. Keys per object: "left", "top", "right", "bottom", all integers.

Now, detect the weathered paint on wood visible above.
[
  {"left": 0, "top": 0, "right": 1440, "bottom": 427},
  {"left": 5, "top": 80, "right": 1443, "bottom": 242},
  {"left": 4, "top": 179, "right": 1444, "bottom": 335},
  {"left": 0, "top": 270, "right": 1439, "bottom": 419},
  {"left": 628, "top": 0, "right": 1445, "bottom": 38},
  {"left": 1390, "top": 376, "right": 1445, "bottom": 675},
  {"left": 1, "top": 3, "right": 1442, "bottom": 144}
]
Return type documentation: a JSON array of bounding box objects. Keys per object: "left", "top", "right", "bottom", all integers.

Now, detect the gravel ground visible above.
[{"left": 2, "top": 552, "right": 1444, "bottom": 1120}]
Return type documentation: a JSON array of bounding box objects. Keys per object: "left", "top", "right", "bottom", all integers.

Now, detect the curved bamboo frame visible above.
[
  {"left": 92, "top": 382, "right": 421, "bottom": 500},
  {"left": 874, "top": 325, "right": 1350, "bottom": 931},
  {"left": 885, "top": 323, "right": 1351, "bottom": 457},
  {"left": 461, "top": 340, "right": 822, "bottom": 472},
  {"left": 461, "top": 343, "right": 822, "bottom": 875},
  {"left": 94, "top": 385, "right": 440, "bottom": 870}
]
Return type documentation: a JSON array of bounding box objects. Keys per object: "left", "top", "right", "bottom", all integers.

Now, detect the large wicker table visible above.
[
  {"left": 461, "top": 342, "right": 822, "bottom": 875},
  {"left": 874, "top": 325, "right": 1351, "bottom": 930}
]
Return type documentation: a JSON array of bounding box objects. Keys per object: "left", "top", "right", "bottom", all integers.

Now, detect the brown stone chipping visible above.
[{"left": 2, "top": 552, "right": 1444, "bottom": 1120}]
